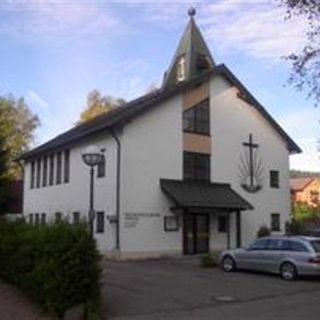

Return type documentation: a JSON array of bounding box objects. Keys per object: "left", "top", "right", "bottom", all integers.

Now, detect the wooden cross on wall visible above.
[{"left": 242, "top": 134, "right": 259, "bottom": 189}]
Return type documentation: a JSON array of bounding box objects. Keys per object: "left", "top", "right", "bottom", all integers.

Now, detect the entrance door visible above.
[{"left": 183, "top": 213, "right": 209, "bottom": 254}]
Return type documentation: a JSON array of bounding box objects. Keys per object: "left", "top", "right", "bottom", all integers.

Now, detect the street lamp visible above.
[{"left": 82, "top": 145, "right": 104, "bottom": 238}]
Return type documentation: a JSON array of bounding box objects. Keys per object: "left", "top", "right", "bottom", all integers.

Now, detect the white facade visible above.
[{"left": 23, "top": 73, "right": 293, "bottom": 256}]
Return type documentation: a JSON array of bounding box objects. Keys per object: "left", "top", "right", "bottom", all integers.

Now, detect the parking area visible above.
[{"left": 102, "top": 257, "right": 320, "bottom": 320}]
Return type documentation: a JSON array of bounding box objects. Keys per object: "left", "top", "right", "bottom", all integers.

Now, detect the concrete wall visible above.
[
  {"left": 210, "top": 76, "right": 291, "bottom": 246},
  {"left": 23, "top": 133, "right": 118, "bottom": 252}
]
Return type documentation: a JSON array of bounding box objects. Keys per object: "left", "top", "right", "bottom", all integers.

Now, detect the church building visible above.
[{"left": 21, "top": 9, "right": 301, "bottom": 257}]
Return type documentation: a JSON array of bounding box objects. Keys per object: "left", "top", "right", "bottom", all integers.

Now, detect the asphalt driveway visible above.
[{"left": 102, "top": 257, "right": 320, "bottom": 320}]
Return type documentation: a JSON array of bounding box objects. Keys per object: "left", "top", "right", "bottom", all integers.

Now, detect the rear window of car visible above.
[
  {"left": 281, "top": 240, "right": 309, "bottom": 252},
  {"left": 310, "top": 240, "right": 320, "bottom": 252}
]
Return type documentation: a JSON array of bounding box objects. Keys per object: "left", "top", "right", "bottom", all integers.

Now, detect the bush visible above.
[
  {"left": 256, "top": 225, "right": 271, "bottom": 238},
  {"left": 0, "top": 218, "right": 101, "bottom": 319},
  {"left": 200, "top": 251, "right": 220, "bottom": 268}
]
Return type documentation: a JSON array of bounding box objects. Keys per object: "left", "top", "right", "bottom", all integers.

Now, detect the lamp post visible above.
[{"left": 82, "top": 145, "right": 104, "bottom": 238}]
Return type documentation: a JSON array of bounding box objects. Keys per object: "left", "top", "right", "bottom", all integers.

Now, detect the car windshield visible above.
[{"left": 310, "top": 240, "right": 320, "bottom": 252}]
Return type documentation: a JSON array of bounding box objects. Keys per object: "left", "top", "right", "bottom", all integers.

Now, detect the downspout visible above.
[{"left": 108, "top": 127, "right": 121, "bottom": 251}]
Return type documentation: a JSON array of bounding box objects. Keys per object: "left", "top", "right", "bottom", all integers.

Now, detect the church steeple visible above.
[{"left": 162, "top": 7, "right": 215, "bottom": 88}]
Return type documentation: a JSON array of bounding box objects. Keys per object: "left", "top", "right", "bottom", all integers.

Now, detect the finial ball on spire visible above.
[{"left": 188, "top": 7, "right": 196, "bottom": 17}]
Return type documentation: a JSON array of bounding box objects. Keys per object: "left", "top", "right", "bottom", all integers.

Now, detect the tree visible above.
[
  {"left": 0, "top": 95, "right": 40, "bottom": 179},
  {"left": 280, "top": 0, "right": 320, "bottom": 104},
  {"left": 0, "top": 134, "right": 9, "bottom": 214},
  {"left": 77, "top": 90, "right": 125, "bottom": 125}
]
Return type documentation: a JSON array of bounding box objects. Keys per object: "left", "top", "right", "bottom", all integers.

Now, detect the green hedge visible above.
[{"left": 0, "top": 218, "right": 101, "bottom": 319}]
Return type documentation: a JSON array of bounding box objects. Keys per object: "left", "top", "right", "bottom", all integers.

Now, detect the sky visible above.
[{"left": 0, "top": 0, "right": 319, "bottom": 171}]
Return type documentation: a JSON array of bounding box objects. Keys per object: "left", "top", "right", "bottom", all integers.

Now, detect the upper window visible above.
[
  {"left": 196, "top": 54, "right": 210, "bottom": 71},
  {"left": 42, "top": 156, "right": 48, "bottom": 187},
  {"left": 176, "top": 55, "right": 186, "bottom": 82},
  {"left": 183, "top": 99, "right": 210, "bottom": 135},
  {"left": 97, "top": 155, "right": 106, "bottom": 178},
  {"left": 49, "top": 154, "right": 54, "bottom": 186},
  {"left": 270, "top": 170, "right": 279, "bottom": 188},
  {"left": 30, "top": 161, "right": 35, "bottom": 189},
  {"left": 56, "top": 151, "right": 62, "bottom": 185},
  {"left": 183, "top": 152, "right": 210, "bottom": 181},
  {"left": 64, "top": 150, "right": 70, "bottom": 183},
  {"left": 96, "top": 211, "right": 105, "bottom": 233},
  {"left": 271, "top": 213, "right": 280, "bottom": 232},
  {"left": 36, "top": 158, "right": 41, "bottom": 188}
]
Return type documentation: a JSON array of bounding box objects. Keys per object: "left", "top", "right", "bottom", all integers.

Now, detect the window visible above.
[
  {"left": 49, "top": 154, "right": 54, "bottom": 186},
  {"left": 73, "top": 212, "right": 80, "bottom": 224},
  {"left": 56, "top": 151, "right": 62, "bottom": 184},
  {"left": 183, "top": 152, "right": 210, "bottom": 181},
  {"left": 55, "top": 212, "right": 62, "bottom": 222},
  {"left": 97, "top": 155, "right": 106, "bottom": 178},
  {"left": 96, "top": 211, "right": 105, "bottom": 233},
  {"left": 183, "top": 99, "right": 210, "bottom": 135},
  {"left": 270, "top": 170, "right": 279, "bottom": 188},
  {"left": 282, "top": 240, "right": 309, "bottom": 252},
  {"left": 311, "top": 240, "right": 320, "bottom": 253},
  {"left": 271, "top": 213, "right": 280, "bottom": 231},
  {"left": 267, "top": 239, "right": 282, "bottom": 250},
  {"left": 36, "top": 158, "right": 41, "bottom": 188},
  {"left": 197, "top": 54, "right": 210, "bottom": 70},
  {"left": 29, "top": 213, "right": 33, "bottom": 224},
  {"left": 30, "top": 161, "right": 35, "bottom": 189},
  {"left": 64, "top": 150, "right": 70, "bottom": 183},
  {"left": 218, "top": 216, "right": 228, "bottom": 233},
  {"left": 176, "top": 55, "right": 186, "bottom": 82},
  {"left": 41, "top": 213, "right": 46, "bottom": 226},
  {"left": 249, "top": 239, "right": 269, "bottom": 250},
  {"left": 35, "top": 213, "right": 40, "bottom": 225},
  {"left": 42, "top": 156, "right": 48, "bottom": 187}
]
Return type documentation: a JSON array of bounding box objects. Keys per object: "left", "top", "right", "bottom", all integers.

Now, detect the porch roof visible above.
[{"left": 160, "top": 179, "right": 253, "bottom": 211}]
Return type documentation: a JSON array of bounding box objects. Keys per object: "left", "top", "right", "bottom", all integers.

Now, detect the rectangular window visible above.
[
  {"left": 270, "top": 170, "right": 279, "bottom": 188},
  {"left": 183, "top": 152, "right": 210, "bottom": 181},
  {"left": 73, "top": 211, "right": 80, "bottom": 224},
  {"left": 55, "top": 212, "right": 62, "bottom": 222},
  {"left": 96, "top": 211, "right": 105, "bottom": 233},
  {"left": 97, "top": 155, "right": 106, "bottom": 178},
  {"left": 183, "top": 99, "right": 210, "bottom": 135},
  {"left": 35, "top": 213, "right": 40, "bottom": 225},
  {"left": 64, "top": 150, "right": 70, "bottom": 183},
  {"left": 30, "top": 161, "right": 35, "bottom": 189},
  {"left": 36, "top": 158, "right": 41, "bottom": 188},
  {"left": 49, "top": 154, "right": 54, "bottom": 186},
  {"left": 218, "top": 216, "right": 228, "bottom": 233},
  {"left": 42, "top": 156, "right": 48, "bottom": 187},
  {"left": 41, "top": 213, "right": 46, "bottom": 226},
  {"left": 56, "top": 151, "right": 62, "bottom": 185},
  {"left": 271, "top": 213, "right": 280, "bottom": 231},
  {"left": 29, "top": 213, "right": 33, "bottom": 224}
]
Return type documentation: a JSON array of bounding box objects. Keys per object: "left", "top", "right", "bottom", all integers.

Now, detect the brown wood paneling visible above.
[
  {"left": 183, "top": 133, "right": 211, "bottom": 154},
  {"left": 182, "top": 82, "right": 209, "bottom": 111}
]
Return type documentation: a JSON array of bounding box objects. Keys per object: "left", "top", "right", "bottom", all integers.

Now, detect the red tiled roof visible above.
[{"left": 290, "top": 177, "right": 315, "bottom": 192}]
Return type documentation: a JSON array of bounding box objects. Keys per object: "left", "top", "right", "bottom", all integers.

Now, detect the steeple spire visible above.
[{"left": 162, "top": 7, "right": 215, "bottom": 88}]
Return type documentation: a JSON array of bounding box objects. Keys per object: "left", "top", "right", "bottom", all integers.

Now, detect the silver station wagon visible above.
[{"left": 220, "top": 236, "right": 320, "bottom": 280}]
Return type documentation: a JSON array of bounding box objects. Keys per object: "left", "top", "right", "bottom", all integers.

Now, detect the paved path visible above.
[{"left": 102, "top": 258, "right": 320, "bottom": 320}]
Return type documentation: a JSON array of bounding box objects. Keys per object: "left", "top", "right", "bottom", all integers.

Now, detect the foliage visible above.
[
  {"left": 0, "top": 95, "right": 39, "bottom": 179},
  {"left": 200, "top": 251, "right": 221, "bottom": 268},
  {"left": 285, "top": 218, "right": 306, "bottom": 235},
  {"left": 0, "top": 219, "right": 101, "bottom": 319},
  {"left": 0, "top": 134, "right": 10, "bottom": 214},
  {"left": 77, "top": 89, "right": 125, "bottom": 125},
  {"left": 279, "top": 0, "right": 320, "bottom": 104},
  {"left": 292, "top": 201, "right": 320, "bottom": 220},
  {"left": 256, "top": 225, "right": 271, "bottom": 238}
]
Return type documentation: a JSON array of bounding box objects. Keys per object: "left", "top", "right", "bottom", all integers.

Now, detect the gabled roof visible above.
[
  {"left": 290, "top": 177, "right": 315, "bottom": 192},
  {"left": 162, "top": 13, "right": 215, "bottom": 88},
  {"left": 160, "top": 179, "right": 253, "bottom": 211},
  {"left": 20, "top": 64, "right": 301, "bottom": 160}
]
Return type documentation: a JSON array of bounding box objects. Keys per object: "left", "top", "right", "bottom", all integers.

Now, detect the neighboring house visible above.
[
  {"left": 290, "top": 177, "right": 320, "bottom": 207},
  {"left": 20, "top": 9, "right": 301, "bottom": 257}
]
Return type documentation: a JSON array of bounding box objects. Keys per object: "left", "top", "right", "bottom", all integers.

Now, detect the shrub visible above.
[
  {"left": 0, "top": 218, "right": 101, "bottom": 319},
  {"left": 285, "top": 219, "right": 307, "bottom": 235},
  {"left": 200, "top": 251, "right": 220, "bottom": 268},
  {"left": 256, "top": 225, "right": 271, "bottom": 238}
]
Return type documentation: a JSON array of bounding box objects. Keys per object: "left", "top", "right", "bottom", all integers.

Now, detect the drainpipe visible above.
[{"left": 107, "top": 127, "right": 121, "bottom": 251}]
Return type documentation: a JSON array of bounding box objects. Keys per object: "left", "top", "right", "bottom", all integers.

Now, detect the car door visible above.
[
  {"left": 262, "top": 239, "right": 283, "bottom": 273},
  {"left": 236, "top": 239, "right": 269, "bottom": 271}
]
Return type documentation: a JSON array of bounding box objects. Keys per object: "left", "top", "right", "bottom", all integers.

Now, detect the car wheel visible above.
[
  {"left": 222, "top": 256, "right": 236, "bottom": 272},
  {"left": 280, "top": 262, "right": 297, "bottom": 281}
]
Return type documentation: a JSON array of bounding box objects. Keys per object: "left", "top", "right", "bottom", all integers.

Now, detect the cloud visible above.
[
  {"left": 0, "top": 0, "right": 119, "bottom": 42},
  {"left": 26, "top": 90, "right": 49, "bottom": 110},
  {"left": 200, "top": 1, "right": 308, "bottom": 61}
]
